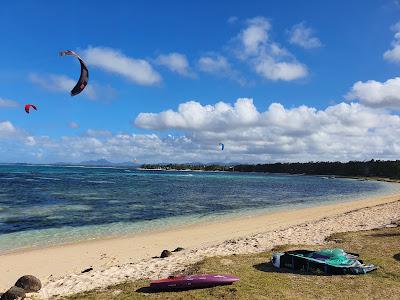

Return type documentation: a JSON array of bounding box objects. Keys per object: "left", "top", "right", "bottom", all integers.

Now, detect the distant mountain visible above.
[
  {"left": 153, "top": 162, "right": 239, "bottom": 166},
  {"left": 81, "top": 159, "right": 142, "bottom": 167},
  {"left": 7, "top": 160, "right": 237, "bottom": 167},
  {"left": 52, "top": 159, "right": 140, "bottom": 167},
  {"left": 79, "top": 159, "right": 115, "bottom": 166}
]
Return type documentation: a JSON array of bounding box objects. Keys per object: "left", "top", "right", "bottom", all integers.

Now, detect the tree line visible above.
[{"left": 141, "top": 160, "right": 400, "bottom": 179}]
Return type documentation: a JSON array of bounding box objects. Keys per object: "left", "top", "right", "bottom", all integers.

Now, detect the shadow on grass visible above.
[
  {"left": 394, "top": 253, "right": 400, "bottom": 262},
  {"left": 253, "top": 261, "right": 276, "bottom": 273},
  {"left": 136, "top": 286, "right": 158, "bottom": 294},
  {"left": 136, "top": 285, "right": 223, "bottom": 294},
  {"left": 136, "top": 287, "right": 193, "bottom": 294},
  {"left": 253, "top": 261, "right": 331, "bottom": 277},
  {"left": 253, "top": 262, "right": 306, "bottom": 275}
]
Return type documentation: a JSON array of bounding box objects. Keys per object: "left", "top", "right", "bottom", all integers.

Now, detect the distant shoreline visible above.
[{"left": 3, "top": 159, "right": 400, "bottom": 182}]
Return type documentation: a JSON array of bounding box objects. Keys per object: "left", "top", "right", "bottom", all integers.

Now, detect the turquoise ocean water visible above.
[{"left": 0, "top": 164, "right": 399, "bottom": 253}]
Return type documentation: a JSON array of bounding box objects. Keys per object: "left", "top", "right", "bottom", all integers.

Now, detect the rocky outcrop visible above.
[
  {"left": 172, "top": 247, "right": 185, "bottom": 252},
  {"left": 1, "top": 286, "right": 26, "bottom": 300},
  {"left": 15, "top": 275, "right": 41, "bottom": 293},
  {"left": 160, "top": 250, "right": 172, "bottom": 258}
]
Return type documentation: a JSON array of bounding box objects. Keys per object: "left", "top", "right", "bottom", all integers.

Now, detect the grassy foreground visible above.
[{"left": 63, "top": 225, "right": 400, "bottom": 300}]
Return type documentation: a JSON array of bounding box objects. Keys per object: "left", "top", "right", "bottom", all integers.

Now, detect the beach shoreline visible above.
[
  {"left": 0, "top": 181, "right": 394, "bottom": 256},
  {"left": 1, "top": 192, "right": 400, "bottom": 298},
  {"left": 1, "top": 175, "right": 398, "bottom": 256}
]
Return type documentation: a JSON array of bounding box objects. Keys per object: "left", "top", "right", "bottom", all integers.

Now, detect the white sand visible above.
[{"left": 1, "top": 194, "right": 400, "bottom": 299}]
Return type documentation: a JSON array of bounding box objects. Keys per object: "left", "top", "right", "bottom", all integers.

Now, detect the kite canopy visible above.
[
  {"left": 25, "top": 104, "right": 37, "bottom": 114},
  {"left": 219, "top": 143, "right": 224, "bottom": 151},
  {"left": 59, "top": 50, "right": 89, "bottom": 96}
]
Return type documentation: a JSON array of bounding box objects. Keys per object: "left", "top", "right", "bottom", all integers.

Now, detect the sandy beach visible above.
[{"left": 0, "top": 193, "right": 399, "bottom": 298}]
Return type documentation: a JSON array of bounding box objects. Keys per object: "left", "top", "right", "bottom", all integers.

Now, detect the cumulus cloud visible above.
[
  {"left": 0, "top": 130, "right": 198, "bottom": 164},
  {"left": 235, "top": 17, "right": 308, "bottom": 81},
  {"left": 83, "top": 129, "right": 113, "bottom": 137},
  {"left": 254, "top": 57, "right": 308, "bottom": 81},
  {"left": 0, "top": 121, "right": 32, "bottom": 143},
  {"left": 7, "top": 98, "right": 400, "bottom": 163},
  {"left": 155, "top": 52, "right": 193, "bottom": 77},
  {"left": 133, "top": 98, "right": 400, "bottom": 162},
  {"left": 239, "top": 17, "right": 270, "bottom": 56},
  {"left": 82, "top": 46, "right": 161, "bottom": 85},
  {"left": 135, "top": 98, "right": 260, "bottom": 131},
  {"left": 288, "top": 22, "right": 322, "bottom": 49},
  {"left": 346, "top": 77, "right": 400, "bottom": 108},
  {"left": 198, "top": 55, "right": 231, "bottom": 74},
  {"left": 0, "top": 121, "right": 19, "bottom": 137},
  {"left": 0, "top": 98, "right": 19, "bottom": 108},
  {"left": 28, "top": 73, "right": 117, "bottom": 101},
  {"left": 383, "top": 21, "right": 400, "bottom": 63}
]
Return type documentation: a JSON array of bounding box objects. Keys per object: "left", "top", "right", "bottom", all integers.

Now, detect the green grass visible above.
[{"left": 63, "top": 226, "right": 400, "bottom": 300}]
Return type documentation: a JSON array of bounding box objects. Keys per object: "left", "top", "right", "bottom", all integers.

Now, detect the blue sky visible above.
[{"left": 1, "top": 0, "right": 400, "bottom": 163}]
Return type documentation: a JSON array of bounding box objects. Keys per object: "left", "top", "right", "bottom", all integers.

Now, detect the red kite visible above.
[{"left": 25, "top": 104, "right": 37, "bottom": 114}]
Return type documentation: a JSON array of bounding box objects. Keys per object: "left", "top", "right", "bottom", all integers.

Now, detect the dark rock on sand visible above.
[
  {"left": 1, "top": 286, "right": 26, "bottom": 300},
  {"left": 15, "top": 275, "right": 41, "bottom": 293},
  {"left": 160, "top": 250, "right": 172, "bottom": 258},
  {"left": 172, "top": 247, "right": 184, "bottom": 252},
  {"left": 81, "top": 267, "right": 93, "bottom": 274}
]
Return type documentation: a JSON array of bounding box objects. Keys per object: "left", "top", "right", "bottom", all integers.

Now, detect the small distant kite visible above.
[
  {"left": 59, "top": 50, "right": 89, "bottom": 96},
  {"left": 219, "top": 143, "right": 224, "bottom": 151},
  {"left": 25, "top": 104, "right": 37, "bottom": 114}
]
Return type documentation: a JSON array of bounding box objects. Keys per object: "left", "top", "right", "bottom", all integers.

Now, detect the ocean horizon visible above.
[{"left": 0, "top": 164, "right": 399, "bottom": 253}]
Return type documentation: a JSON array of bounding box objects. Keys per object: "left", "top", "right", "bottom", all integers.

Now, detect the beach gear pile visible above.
[{"left": 272, "top": 248, "right": 377, "bottom": 275}]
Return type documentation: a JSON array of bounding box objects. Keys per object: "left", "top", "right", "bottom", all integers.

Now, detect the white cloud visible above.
[
  {"left": 0, "top": 98, "right": 19, "bottom": 108},
  {"left": 135, "top": 98, "right": 260, "bottom": 131},
  {"left": 288, "top": 22, "right": 322, "bottom": 49},
  {"left": 82, "top": 46, "right": 161, "bottom": 85},
  {"left": 198, "top": 55, "right": 231, "bottom": 74},
  {"left": 133, "top": 99, "right": 381, "bottom": 138},
  {"left": 236, "top": 17, "right": 308, "bottom": 81},
  {"left": 385, "top": 45, "right": 400, "bottom": 62},
  {"left": 254, "top": 57, "right": 308, "bottom": 81},
  {"left": 84, "top": 129, "right": 113, "bottom": 137},
  {"left": 155, "top": 53, "right": 192, "bottom": 76},
  {"left": 133, "top": 98, "right": 400, "bottom": 162},
  {"left": 383, "top": 21, "right": 400, "bottom": 63},
  {"left": 0, "top": 121, "right": 19, "bottom": 137},
  {"left": 68, "top": 122, "right": 79, "bottom": 129},
  {"left": 2, "top": 131, "right": 197, "bottom": 163},
  {"left": 0, "top": 121, "right": 31, "bottom": 143},
  {"left": 28, "top": 73, "right": 116, "bottom": 101},
  {"left": 239, "top": 17, "right": 271, "bottom": 57},
  {"left": 346, "top": 77, "right": 400, "bottom": 108},
  {"left": 3, "top": 97, "right": 400, "bottom": 163}
]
